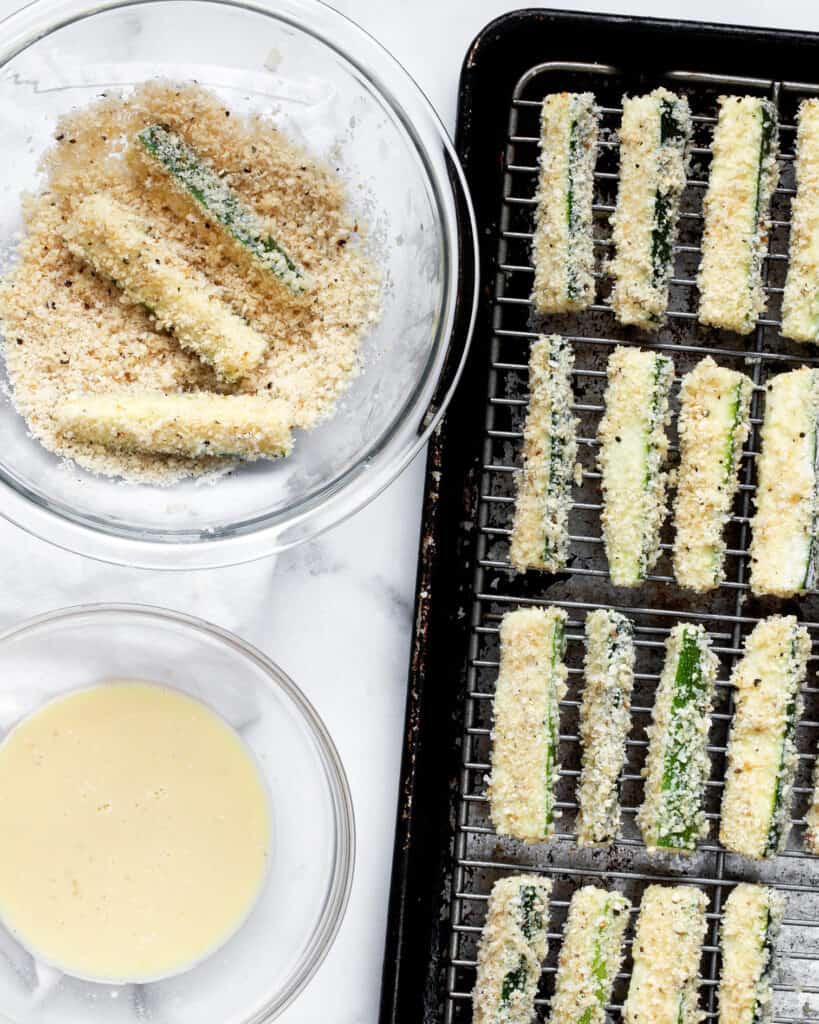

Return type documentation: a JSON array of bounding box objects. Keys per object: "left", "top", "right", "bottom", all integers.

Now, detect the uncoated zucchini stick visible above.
[
  {"left": 718, "top": 884, "right": 785, "bottom": 1024},
  {"left": 576, "top": 609, "right": 635, "bottom": 848},
  {"left": 136, "top": 124, "right": 308, "bottom": 295},
  {"left": 472, "top": 874, "right": 552, "bottom": 1024},
  {"left": 623, "top": 885, "right": 708, "bottom": 1024},
  {"left": 637, "top": 623, "right": 719, "bottom": 854},
  {"left": 609, "top": 88, "right": 692, "bottom": 329},
  {"left": 782, "top": 100, "right": 819, "bottom": 342},
  {"left": 488, "top": 606, "right": 568, "bottom": 842},
  {"left": 598, "top": 346, "right": 675, "bottom": 587},
  {"left": 720, "top": 616, "right": 809, "bottom": 860},
  {"left": 509, "top": 334, "right": 579, "bottom": 572},
  {"left": 749, "top": 367, "right": 819, "bottom": 598},
  {"left": 63, "top": 193, "right": 269, "bottom": 383},
  {"left": 54, "top": 391, "right": 293, "bottom": 460},
  {"left": 672, "top": 357, "right": 753, "bottom": 593},
  {"left": 532, "top": 92, "right": 599, "bottom": 313},
  {"left": 698, "top": 96, "right": 779, "bottom": 334},
  {"left": 549, "top": 886, "right": 630, "bottom": 1024}
]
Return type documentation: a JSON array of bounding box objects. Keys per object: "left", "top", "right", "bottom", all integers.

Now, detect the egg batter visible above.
[{"left": 0, "top": 681, "right": 270, "bottom": 983}]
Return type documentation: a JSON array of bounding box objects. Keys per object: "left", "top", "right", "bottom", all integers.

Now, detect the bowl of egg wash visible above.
[
  {"left": 0, "top": 0, "right": 478, "bottom": 569},
  {"left": 0, "top": 604, "right": 354, "bottom": 1023}
]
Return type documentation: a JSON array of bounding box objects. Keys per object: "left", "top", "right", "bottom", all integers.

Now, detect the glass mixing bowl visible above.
[
  {"left": 0, "top": 0, "right": 478, "bottom": 568},
  {"left": 0, "top": 604, "right": 354, "bottom": 1023}
]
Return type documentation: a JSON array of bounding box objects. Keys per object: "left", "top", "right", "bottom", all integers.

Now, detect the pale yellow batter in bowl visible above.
[
  {"left": 0, "top": 681, "right": 271, "bottom": 984},
  {"left": 0, "top": 605, "right": 354, "bottom": 1024}
]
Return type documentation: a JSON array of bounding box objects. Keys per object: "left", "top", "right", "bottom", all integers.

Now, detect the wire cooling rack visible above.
[{"left": 446, "top": 62, "right": 819, "bottom": 1024}]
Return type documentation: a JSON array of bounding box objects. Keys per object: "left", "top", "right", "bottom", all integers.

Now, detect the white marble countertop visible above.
[{"left": 2, "top": 0, "right": 819, "bottom": 1022}]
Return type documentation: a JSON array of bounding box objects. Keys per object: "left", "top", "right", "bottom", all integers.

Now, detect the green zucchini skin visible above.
[
  {"left": 637, "top": 623, "right": 719, "bottom": 854},
  {"left": 137, "top": 124, "right": 308, "bottom": 294},
  {"left": 472, "top": 875, "right": 552, "bottom": 1024}
]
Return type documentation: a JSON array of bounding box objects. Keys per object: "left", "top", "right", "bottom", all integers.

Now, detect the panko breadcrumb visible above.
[{"left": 0, "top": 81, "right": 381, "bottom": 483}]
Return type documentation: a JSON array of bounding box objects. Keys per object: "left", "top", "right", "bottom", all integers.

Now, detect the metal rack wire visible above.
[{"left": 446, "top": 62, "right": 819, "bottom": 1024}]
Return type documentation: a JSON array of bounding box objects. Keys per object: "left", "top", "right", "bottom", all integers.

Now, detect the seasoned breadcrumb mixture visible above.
[{"left": 0, "top": 82, "right": 382, "bottom": 483}]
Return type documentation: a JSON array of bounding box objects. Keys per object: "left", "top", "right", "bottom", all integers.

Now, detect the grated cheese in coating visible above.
[
  {"left": 509, "top": 334, "right": 578, "bottom": 572},
  {"left": 637, "top": 623, "right": 718, "bottom": 855},
  {"left": 609, "top": 88, "right": 691, "bottom": 330},
  {"left": 598, "top": 346, "right": 674, "bottom": 587},
  {"left": 63, "top": 193, "right": 269, "bottom": 383},
  {"left": 54, "top": 391, "right": 293, "bottom": 460},
  {"left": 718, "top": 884, "right": 784, "bottom": 1024},
  {"left": 532, "top": 93, "right": 599, "bottom": 313},
  {"left": 781, "top": 100, "right": 819, "bottom": 342},
  {"left": 487, "top": 606, "right": 568, "bottom": 842},
  {"left": 472, "top": 874, "right": 551, "bottom": 1024},
  {"left": 576, "top": 609, "right": 635, "bottom": 848},
  {"left": 672, "top": 357, "right": 753, "bottom": 593},
  {"left": 0, "top": 81, "right": 381, "bottom": 483},
  {"left": 720, "top": 616, "right": 809, "bottom": 860},
  {"left": 697, "top": 96, "right": 779, "bottom": 335},
  {"left": 549, "top": 886, "right": 630, "bottom": 1024},
  {"left": 803, "top": 745, "right": 819, "bottom": 854},
  {"left": 749, "top": 367, "right": 819, "bottom": 597},
  {"left": 622, "top": 884, "right": 708, "bottom": 1024}
]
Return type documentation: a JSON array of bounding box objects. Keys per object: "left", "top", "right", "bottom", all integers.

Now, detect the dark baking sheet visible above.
[{"left": 378, "top": 10, "right": 819, "bottom": 1024}]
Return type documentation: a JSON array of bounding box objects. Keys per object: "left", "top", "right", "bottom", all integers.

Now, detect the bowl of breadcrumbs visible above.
[{"left": 0, "top": 0, "right": 477, "bottom": 568}]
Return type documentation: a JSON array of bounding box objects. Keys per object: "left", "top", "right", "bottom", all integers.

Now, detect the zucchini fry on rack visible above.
[
  {"left": 782, "top": 100, "right": 819, "bottom": 342},
  {"left": 622, "top": 885, "right": 708, "bottom": 1024},
  {"left": 672, "top": 357, "right": 753, "bottom": 593},
  {"left": 637, "top": 623, "right": 719, "bottom": 855},
  {"left": 804, "top": 747, "right": 819, "bottom": 855},
  {"left": 576, "top": 609, "right": 635, "bottom": 848},
  {"left": 749, "top": 367, "right": 819, "bottom": 598},
  {"left": 532, "top": 92, "right": 599, "bottom": 313},
  {"left": 697, "top": 96, "right": 779, "bottom": 334},
  {"left": 62, "top": 193, "right": 269, "bottom": 382},
  {"left": 135, "top": 124, "right": 308, "bottom": 295},
  {"left": 548, "top": 885, "right": 630, "bottom": 1024},
  {"left": 472, "top": 874, "right": 552, "bottom": 1024},
  {"left": 609, "top": 88, "right": 692, "bottom": 329},
  {"left": 509, "top": 334, "right": 579, "bottom": 572},
  {"left": 720, "top": 616, "right": 809, "bottom": 860},
  {"left": 54, "top": 392, "right": 293, "bottom": 460},
  {"left": 598, "top": 346, "right": 675, "bottom": 587},
  {"left": 487, "top": 606, "right": 568, "bottom": 842},
  {"left": 718, "top": 884, "right": 785, "bottom": 1024}
]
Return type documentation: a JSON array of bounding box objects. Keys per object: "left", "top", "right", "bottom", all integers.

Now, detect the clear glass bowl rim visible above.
[
  {"left": 0, "top": 0, "right": 479, "bottom": 570},
  {"left": 0, "top": 601, "right": 356, "bottom": 1024}
]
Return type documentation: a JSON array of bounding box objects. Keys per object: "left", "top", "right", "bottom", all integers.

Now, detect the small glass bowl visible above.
[
  {"left": 0, "top": 0, "right": 478, "bottom": 569},
  {"left": 0, "top": 604, "right": 355, "bottom": 1023}
]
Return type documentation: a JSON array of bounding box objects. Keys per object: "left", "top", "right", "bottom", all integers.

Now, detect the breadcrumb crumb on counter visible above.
[{"left": 0, "top": 81, "right": 382, "bottom": 484}]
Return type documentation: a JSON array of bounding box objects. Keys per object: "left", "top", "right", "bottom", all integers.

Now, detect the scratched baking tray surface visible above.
[{"left": 448, "top": 61, "right": 819, "bottom": 1024}]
